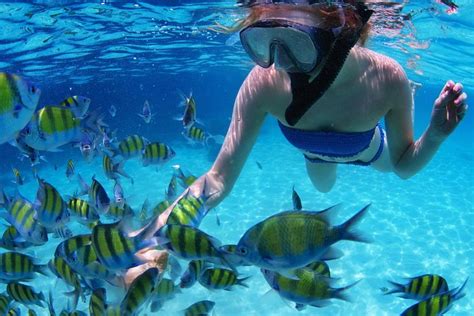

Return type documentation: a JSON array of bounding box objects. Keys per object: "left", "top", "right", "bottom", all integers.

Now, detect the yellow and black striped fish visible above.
[
  {"left": 152, "top": 200, "right": 170, "bottom": 217},
  {"left": 89, "top": 176, "right": 110, "bottom": 214},
  {"left": 55, "top": 234, "right": 92, "bottom": 259},
  {"left": 301, "top": 260, "right": 331, "bottom": 278},
  {"left": 154, "top": 278, "right": 180, "bottom": 299},
  {"left": 48, "top": 256, "right": 83, "bottom": 309},
  {"left": 102, "top": 154, "right": 131, "bottom": 181},
  {"left": 385, "top": 274, "right": 449, "bottom": 300},
  {"left": 27, "top": 309, "right": 37, "bottom": 316},
  {"left": 89, "top": 288, "right": 107, "bottom": 316},
  {"left": 68, "top": 245, "right": 116, "bottom": 281},
  {"left": 120, "top": 267, "right": 160, "bottom": 316},
  {"left": 5, "top": 307, "right": 20, "bottom": 316},
  {"left": 21, "top": 106, "right": 82, "bottom": 151},
  {"left": 401, "top": 278, "right": 468, "bottom": 316},
  {"left": 198, "top": 268, "right": 249, "bottom": 291},
  {"left": 0, "top": 225, "right": 32, "bottom": 250},
  {"left": 35, "top": 178, "right": 70, "bottom": 229},
  {"left": 67, "top": 198, "right": 99, "bottom": 224},
  {"left": 0, "top": 294, "right": 12, "bottom": 315},
  {"left": 6, "top": 282, "right": 45, "bottom": 307},
  {"left": 59, "top": 95, "right": 90, "bottom": 118},
  {"left": 107, "top": 202, "right": 134, "bottom": 220},
  {"left": 180, "top": 260, "right": 210, "bottom": 288},
  {"left": 117, "top": 134, "right": 149, "bottom": 159},
  {"left": 155, "top": 224, "right": 234, "bottom": 271},
  {"left": 0, "top": 252, "right": 48, "bottom": 281},
  {"left": 182, "top": 125, "right": 207, "bottom": 144},
  {"left": 0, "top": 72, "right": 40, "bottom": 144},
  {"left": 0, "top": 191, "right": 48, "bottom": 245},
  {"left": 172, "top": 164, "right": 197, "bottom": 188},
  {"left": 166, "top": 188, "right": 210, "bottom": 227},
  {"left": 142, "top": 142, "right": 175, "bottom": 167},
  {"left": 91, "top": 222, "right": 154, "bottom": 270},
  {"left": 183, "top": 300, "right": 215, "bottom": 316}
]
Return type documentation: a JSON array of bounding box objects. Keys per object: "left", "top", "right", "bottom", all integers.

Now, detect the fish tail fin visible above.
[
  {"left": 384, "top": 280, "right": 405, "bottom": 295},
  {"left": 337, "top": 204, "right": 371, "bottom": 243},
  {"left": 83, "top": 110, "right": 108, "bottom": 134},
  {"left": 237, "top": 276, "right": 251, "bottom": 288},
  {"left": 332, "top": 279, "right": 361, "bottom": 302},
  {"left": 452, "top": 277, "right": 469, "bottom": 302},
  {"left": 114, "top": 160, "right": 133, "bottom": 182}
]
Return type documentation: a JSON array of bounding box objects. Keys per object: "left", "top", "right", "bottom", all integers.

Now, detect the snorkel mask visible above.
[
  {"left": 237, "top": 0, "right": 373, "bottom": 125},
  {"left": 239, "top": 0, "right": 348, "bottom": 73}
]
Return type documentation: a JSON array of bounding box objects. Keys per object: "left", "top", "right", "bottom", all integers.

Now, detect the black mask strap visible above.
[{"left": 284, "top": 3, "right": 373, "bottom": 126}]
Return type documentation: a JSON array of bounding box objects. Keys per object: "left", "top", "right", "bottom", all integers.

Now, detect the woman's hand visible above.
[{"left": 428, "top": 80, "right": 468, "bottom": 142}]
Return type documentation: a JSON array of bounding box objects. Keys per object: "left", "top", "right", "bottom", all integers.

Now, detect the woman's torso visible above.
[{"left": 261, "top": 46, "right": 395, "bottom": 132}]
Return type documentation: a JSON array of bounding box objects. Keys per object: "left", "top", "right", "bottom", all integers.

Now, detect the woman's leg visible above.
[{"left": 305, "top": 160, "right": 337, "bottom": 193}]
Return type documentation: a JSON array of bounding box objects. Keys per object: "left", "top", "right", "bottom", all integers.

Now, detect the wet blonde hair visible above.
[{"left": 212, "top": 2, "right": 371, "bottom": 46}]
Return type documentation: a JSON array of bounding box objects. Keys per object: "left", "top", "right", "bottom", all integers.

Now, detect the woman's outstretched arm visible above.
[{"left": 385, "top": 64, "right": 467, "bottom": 179}]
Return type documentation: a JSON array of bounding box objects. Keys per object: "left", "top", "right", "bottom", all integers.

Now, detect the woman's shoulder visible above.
[{"left": 355, "top": 46, "right": 408, "bottom": 85}]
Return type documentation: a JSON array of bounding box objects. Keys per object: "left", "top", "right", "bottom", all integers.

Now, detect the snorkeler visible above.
[{"left": 142, "top": 0, "right": 467, "bottom": 239}]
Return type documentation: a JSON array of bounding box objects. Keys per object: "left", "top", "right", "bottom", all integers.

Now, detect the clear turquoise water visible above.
[{"left": 1, "top": 1, "right": 473, "bottom": 315}]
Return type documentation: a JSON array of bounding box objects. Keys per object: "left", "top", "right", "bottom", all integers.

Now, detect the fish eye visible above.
[
  {"left": 83, "top": 144, "right": 91, "bottom": 150},
  {"left": 237, "top": 246, "right": 248, "bottom": 256},
  {"left": 29, "top": 85, "right": 37, "bottom": 94}
]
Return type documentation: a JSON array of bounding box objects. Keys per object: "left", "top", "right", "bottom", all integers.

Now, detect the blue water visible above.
[{"left": 1, "top": 1, "right": 473, "bottom": 315}]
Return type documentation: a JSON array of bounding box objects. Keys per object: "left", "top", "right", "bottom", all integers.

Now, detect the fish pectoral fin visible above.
[{"left": 320, "top": 246, "right": 344, "bottom": 261}]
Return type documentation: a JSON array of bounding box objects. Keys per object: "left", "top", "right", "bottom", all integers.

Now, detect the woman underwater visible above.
[
  {"left": 127, "top": 1, "right": 468, "bottom": 274},
  {"left": 149, "top": 0, "right": 467, "bottom": 229}
]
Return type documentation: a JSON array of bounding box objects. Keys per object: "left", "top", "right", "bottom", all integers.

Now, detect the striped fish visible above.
[
  {"left": 384, "top": 274, "right": 449, "bottom": 300},
  {"left": 261, "top": 268, "right": 358, "bottom": 310},
  {"left": 59, "top": 95, "right": 91, "bottom": 118},
  {"left": 152, "top": 200, "right": 170, "bottom": 217},
  {"left": 91, "top": 221, "right": 156, "bottom": 270},
  {"left": 55, "top": 234, "right": 92, "bottom": 260},
  {"left": 68, "top": 245, "right": 116, "bottom": 280},
  {"left": 235, "top": 204, "right": 369, "bottom": 270},
  {"left": 0, "top": 72, "right": 40, "bottom": 144},
  {"left": 117, "top": 134, "right": 149, "bottom": 159},
  {"left": 150, "top": 278, "right": 181, "bottom": 312},
  {"left": 142, "top": 142, "right": 175, "bottom": 167},
  {"left": 401, "top": 279, "right": 468, "bottom": 316},
  {"left": 48, "top": 256, "right": 83, "bottom": 309},
  {"left": 0, "top": 191, "right": 48, "bottom": 245},
  {"left": 180, "top": 260, "right": 210, "bottom": 289},
  {"left": 35, "top": 178, "right": 70, "bottom": 229},
  {"left": 301, "top": 261, "right": 330, "bottom": 278},
  {"left": 199, "top": 268, "right": 249, "bottom": 291},
  {"left": 155, "top": 224, "right": 234, "bottom": 271},
  {"left": 182, "top": 125, "right": 207, "bottom": 144},
  {"left": 89, "top": 176, "right": 110, "bottom": 214},
  {"left": 0, "top": 294, "right": 12, "bottom": 315},
  {"left": 21, "top": 106, "right": 82, "bottom": 151},
  {"left": 166, "top": 181, "right": 212, "bottom": 227},
  {"left": 0, "top": 225, "right": 33, "bottom": 250},
  {"left": 102, "top": 154, "right": 132, "bottom": 182},
  {"left": 27, "top": 309, "right": 37, "bottom": 316},
  {"left": 105, "top": 307, "right": 121, "bottom": 316},
  {"left": 89, "top": 288, "right": 107, "bottom": 316},
  {"left": 67, "top": 198, "right": 99, "bottom": 224},
  {"left": 0, "top": 252, "right": 48, "bottom": 281},
  {"left": 183, "top": 300, "right": 215, "bottom": 316},
  {"left": 66, "top": 159, "right": 75, "bottom": 180},
  {"left": 172, "top": 165, "right": 197, "bottom": 188},
  {"left": 120, "top": 267, "right": 160, "bottom": 316},
  {"left": 11, "top": 168, "right": 24, "bottom": 186},
  {"left": 107, "top": 202, "right": 134, "bottom": 220},
  {"left": 6, "top": 282, "right": 45, "bottom": 307}
]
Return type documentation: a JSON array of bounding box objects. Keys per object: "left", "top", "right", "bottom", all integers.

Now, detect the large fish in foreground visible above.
[
  {"left": 233, "top": 204, "right": 370, "bottom": 270},
  {"left": 0, "top": 73, "right": 41, "bottom": 144}
]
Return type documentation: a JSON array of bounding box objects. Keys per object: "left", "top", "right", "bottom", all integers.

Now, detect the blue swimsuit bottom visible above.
[{"left": 278, "top": 121, "right": 385, "bottom": 166}]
